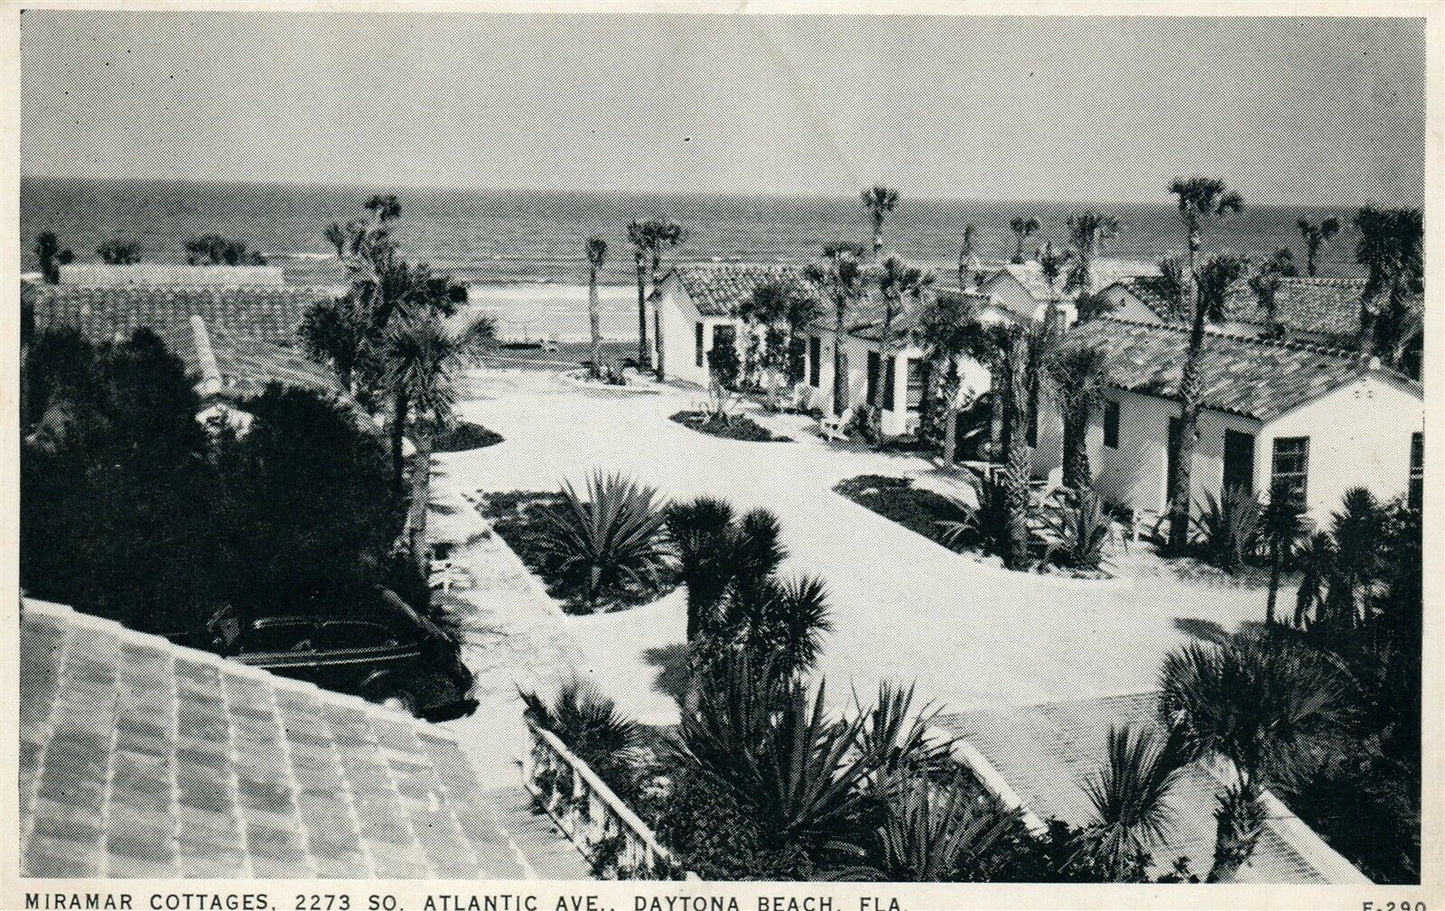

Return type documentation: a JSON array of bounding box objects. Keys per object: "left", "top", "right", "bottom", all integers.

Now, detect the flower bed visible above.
[
  {"left": 833, "top": 474, "right": 1115, "bottom": 580},
  {"left": 479, "top": 490, "right": 679, "bottom": 614},
  {"left": 669, "top": 410, "right": 789, "bottom": 443}
]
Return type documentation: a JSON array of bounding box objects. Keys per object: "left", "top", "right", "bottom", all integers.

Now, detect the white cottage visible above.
[{"left": 1031, "top": 317, "right": 1424, "bottom": 522}]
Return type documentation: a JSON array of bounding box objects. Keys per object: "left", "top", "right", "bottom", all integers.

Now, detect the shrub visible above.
[
  {"left": 937, "top": 475, "right": 1012, "bottom": 558},
  {"left": 1191, "top": 486, "right": 1262, "bottom": 573},
  {"left": 521, "top": 677, "right": 641, "bottom": 793},
  {"left": 432, "top": 421, "right": 504, "bottom": 452},
  {"left": 1041, "top": 486, "right": 1111, "bottom": 571}
]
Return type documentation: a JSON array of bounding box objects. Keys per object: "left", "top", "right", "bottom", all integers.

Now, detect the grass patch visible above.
[
  {"left": 479, "top": 490, "right": 679, "bottom": 614},
  {"left": 434, "top": 421, "right": 505, "bottom": 452},
  {"left": 833, "top": 474, "right": 970, "bottom": 546},
  {"left": 669, "top": 410, "right": 789, "bottom": 443}
]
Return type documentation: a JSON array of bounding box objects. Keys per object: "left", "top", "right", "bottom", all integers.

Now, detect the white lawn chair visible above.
[{"left": 819, "top": 407, "right": 854, "bottom": 442}]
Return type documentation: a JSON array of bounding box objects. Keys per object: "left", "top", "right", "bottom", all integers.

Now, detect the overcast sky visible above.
[{"left": 19, "top": 11, "right": 1426, "bottom": 206}]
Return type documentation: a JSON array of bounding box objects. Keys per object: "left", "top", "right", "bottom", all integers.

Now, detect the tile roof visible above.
[
  {"left": 19, "top": 598, "right": 528, "bottom": 879},
  {"left": 1109, "top": 276, "right": 1183, "bottom": 320},
  {"left": 59, "top": 264, "right": 287, "bottom": 287},
  {"left": 937, "top": 693, "right": 1369, "bottom": 885},
  {"left": 1113, "top": 275, "right": 1382, "bottom": 345},
  {"left": 671, "top": 264, "right": 819, "bottom": 317},
  {"left": 29, "top": 284, "right": 326, "bottom": 346},
  {"left": 28, "top": 284, "right": 342, "bottom": 400},
  {"left": 1066, "top": 316, "right": 1417, "bottom": 423}
]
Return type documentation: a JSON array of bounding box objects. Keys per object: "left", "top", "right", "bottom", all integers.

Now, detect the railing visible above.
[{"left": 521, "top": 717, "right": 695, "bottom": 880}]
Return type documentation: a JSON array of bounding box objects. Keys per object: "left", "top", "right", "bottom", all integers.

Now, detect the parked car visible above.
[{"left": 202, "top": 589, "right": 478, "bottom": 722}]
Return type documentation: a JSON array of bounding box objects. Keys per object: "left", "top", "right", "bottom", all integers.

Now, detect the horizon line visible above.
[{"left": 19, "top": 171, "right": 1401, "bottom": 213}]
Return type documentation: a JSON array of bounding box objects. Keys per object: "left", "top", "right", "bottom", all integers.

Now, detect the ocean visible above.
[{"left": 21, "top": 175, "right": 1369, "bottom": 341}]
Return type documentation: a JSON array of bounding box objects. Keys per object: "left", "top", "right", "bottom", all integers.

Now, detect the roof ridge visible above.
[{"left": 1090, "top": 315, "right": 1358, "bottom": 360}]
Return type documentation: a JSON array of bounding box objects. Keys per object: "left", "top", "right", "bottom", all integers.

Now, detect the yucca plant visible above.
[
  {"left": 937, "top": 475, "right": 1012, "bottom": 558},
  {"left": 855, "top": 681, "right": 951, "bottom": 785},
  {"left": 532, "top": 470, "right": 669, "bottom": 610},
  {"left": 672, "top": 655, "right": 873, "bottom": 867},
  {"left": 1190, "top": 485, "right": 1262, "bottom": 573},
  {"left": 1041, "top": 486, "right": 1111, "bottom": 571},
  {"left": 842, "top": 771, "right": 1024, "bottom": 882},
  {"left": 1079, "top": 725, "right": 1188, "bottom": 881}
]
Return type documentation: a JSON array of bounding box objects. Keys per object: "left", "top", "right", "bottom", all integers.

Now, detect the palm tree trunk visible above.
[
  {"left": 635, "top": 254, "right": 650, "bottom": 368},
  {"left": 589, "top": 265, "right": 603, "bottom": 379},
  {"left": 651, "top": 256, "right": 665, "bottom": 381},
  {"left": 1168, "top": 247, "right": 1205, "bottom": 554},
  {"left": 409, "top": 431, "right": 433, "bottom": 574},
  {"left": 390, "top": 389, "right": 408, "bottom": 498},
  {"left": 1266, "top": 544, "right": 1282, "bottom": 627},
  {"left": 1062, "top": 405, "right": 1091, "bottom": 490},
  {"left": 1004, "top": 335, "right": 1032, "bottom": 569},
  {"left": 872, "top": 216, "right": 884, "bottom": 259},
  {"left": 832, "top": 308, "right": 847, "bottom": 416}
]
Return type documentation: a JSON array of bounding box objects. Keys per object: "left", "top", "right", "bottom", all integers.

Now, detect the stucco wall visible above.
[
  {"left": 1259, "top": 375, "right": 1423, "bottom": 521},
  {"left": 657, "top": 279, "right": 737, "bottom": 388}
]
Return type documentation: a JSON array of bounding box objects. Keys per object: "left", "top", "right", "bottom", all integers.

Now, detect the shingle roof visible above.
[
  {"left": 28, "top": 284, "right": 341, "bottom": 399},
  {"left": 671, "top": 264, "right": 819, "bottom": 317},
  {"left": 1066, "top": 316, "right": 1417, "bottom": 422},
  {"left": 937, "top": 693, "right": 1369, "bottom": 885},
  {"left": 19, "top": 598, "right": 528, "bottom": 879}
]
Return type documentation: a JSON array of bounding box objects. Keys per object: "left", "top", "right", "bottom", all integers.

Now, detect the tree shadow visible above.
[
  {"left": 1172, "top": 617, "right": 1231, "bottom": 644},
  {"left": 642, "top": 643, "right": 690, "bottom": 704}
]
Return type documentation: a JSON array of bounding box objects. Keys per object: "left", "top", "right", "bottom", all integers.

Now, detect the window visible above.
[
  {"left": 866, "top": 351, "right": 882, "bottom": 406},
  {"left": 808, "top": 336, "right": 821, "bottom": 387},
  {"left": 323, "top": 621, "right": 400, "bottom": 651},
  {"left": 883, "top": 355, "right": 896, "bottom": 411},
  {"left": 1026, "top": 401, "right": 1039, "bottom": 448},
  {"left": 1410, "top": 432, "right": 1424, "bottom": 510},
  {"left": 694, "top": 322, "right": 705, "bottom": 368},
  {"left": 241, "top": 622, "right": 317, "bottom": 655},
  {"left": 1271, "top": 436, "right": 1310, "bottom": 504},
  {"left": 1103, "top": 401, "right": 1120, "bottom": 449},
  {"left": 1223, "top": 430, "right": 1256, "bottom": 497},
  {"left": 906, "top": 358, "right": 925, "bottom": 412}
]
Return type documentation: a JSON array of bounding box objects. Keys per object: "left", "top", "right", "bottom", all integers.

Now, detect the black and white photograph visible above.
[{"left": 10, "top": 3, "right": 1436, "bottom": 904}]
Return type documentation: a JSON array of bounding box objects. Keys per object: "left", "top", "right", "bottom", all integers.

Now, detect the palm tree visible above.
[
  {"left": 382, "top": 309, "right": 486, "bottom": 568},
  {"left": 1065, "top": 211, "right": 1119, "bottom": 298},
  {"left": 870, "top": 256, "right": 934, "bottom": 438},
  {"left": 1247, "top": 249, "right": 1299, "bottom": 334},
  {"left": 585, "top": 237, "right": 608, "bottom": 378},
  {"left": 1158, "top": 633, "right": 1349, "bottom": 882},
  {"left": 915, "top": 290, "right": 985, "bottom": 466},
  {"left": 1297, "top": 217, "right": 1340, "bottom": 276},
  {"left": 1164, "top": 177, "right": 1244, "bottom": 553},
  {"left": 1259, "top": 481, "right": 1310, "bottom": 627},
  {"left": 1008, "top": 216, "right": 1039, "bottom": 264},
  {"left": 666, "top": 497, "right": 740, "bottom": 642},
  {"left": 976, "top": 321, "right": 1033, "bottom": 569},
  {"left": 1044, "top": 343, "right": 1111, "bottom": 490},
  {"left": 1080, "top": 725, "right": 1188, "bottom": 881},
  {"left": 957, "top": 224, "right": 979, "bottom": 291},
  {"left": 1353, "top": 207, "right": 1423, "bottom": 370},
  {"left": 627, "top": 218, "right": 688, "bottom": 374},
  {"left": 862, "top": 186, "right": 899, "bottom": 259},
  {"left": 737, "top": 279, "right": 810, "bottom": 410},
  {"left": 804, "top": 244, "right": 868, "bottom": 417}
]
